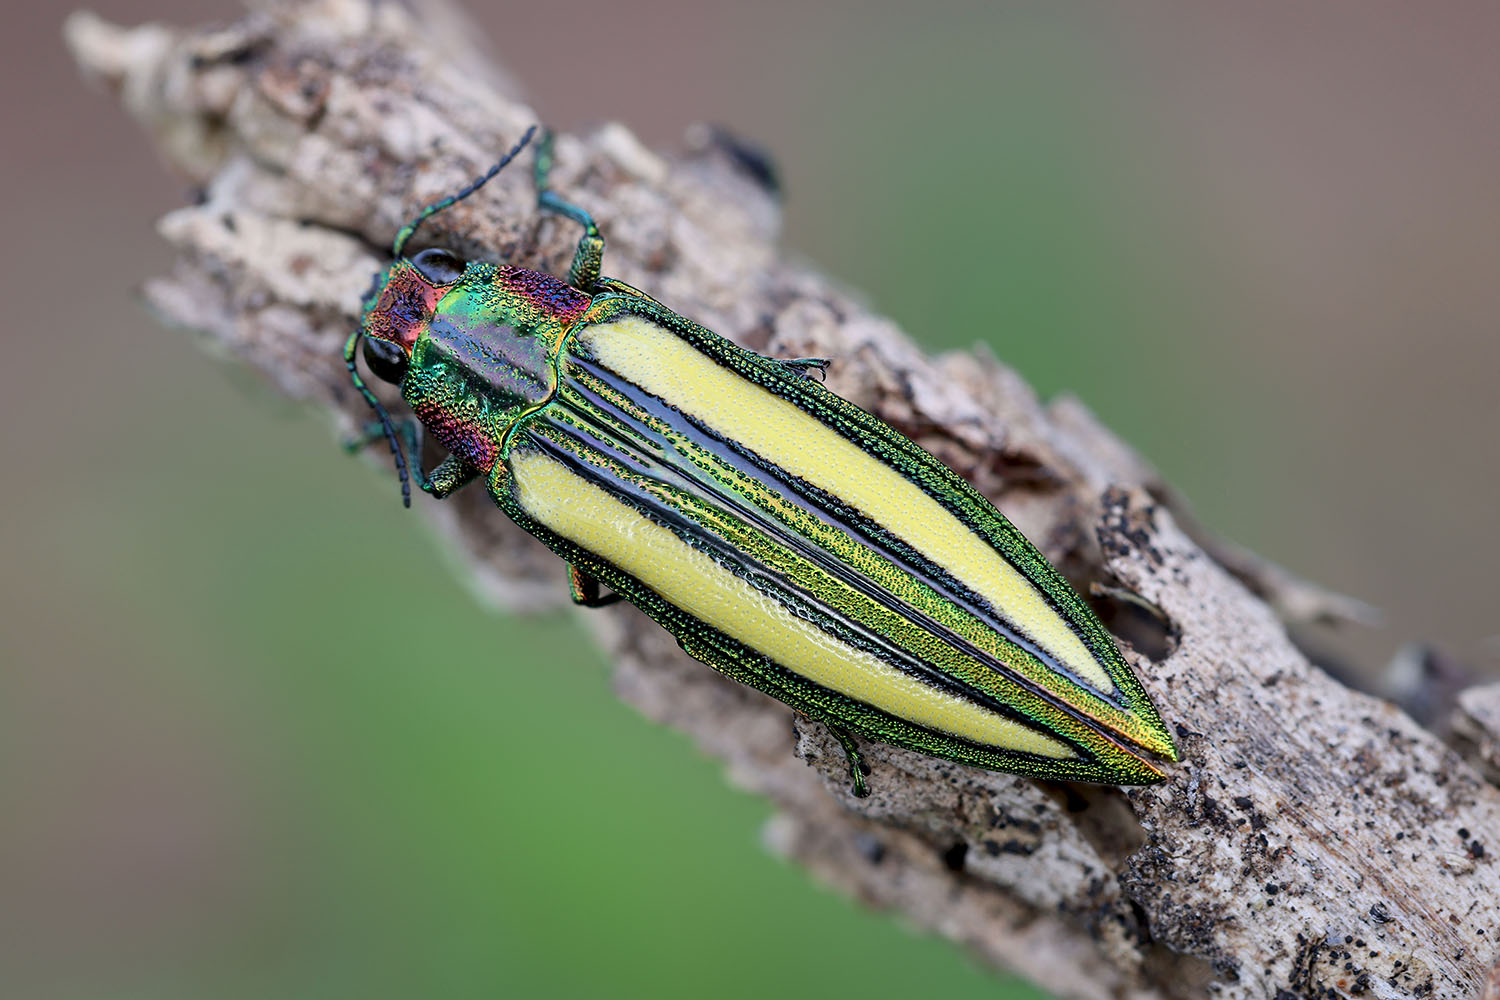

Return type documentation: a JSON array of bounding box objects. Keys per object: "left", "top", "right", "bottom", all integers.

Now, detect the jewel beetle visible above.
[{"left": 345, "top": 126, "right": 1179, "bottom": 795}]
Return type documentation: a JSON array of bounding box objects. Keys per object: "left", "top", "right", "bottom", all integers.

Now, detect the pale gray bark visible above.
[{"left": 67, "top": 3, "right": 1500, "bottom": 997}]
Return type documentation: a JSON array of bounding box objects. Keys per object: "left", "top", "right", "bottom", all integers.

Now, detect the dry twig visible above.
[{"left": 67, "top": 4, "right": 1500, "bottom": 997}]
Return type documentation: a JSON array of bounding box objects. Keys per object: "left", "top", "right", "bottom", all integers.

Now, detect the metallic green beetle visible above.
[{"left": 346, "top": 126, "right": 1178, "bottom": 795}]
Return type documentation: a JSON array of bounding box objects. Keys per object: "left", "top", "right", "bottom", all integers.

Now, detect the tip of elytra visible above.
[
  {"left": 1153, "top": 733, "right": 1183, "bottom": 763},
  {"left": 1132, "top": 706, "right": 1183, "bottom": 762},
  {"left": 1134, "top": 723, "right": 1180, "bottom": 761},
  {"left": 1118, "top": 718, "right": 1181, "bottom": 764},
  {"left": 1119, "top": 754, "right": 1169, "bottom": 786}
]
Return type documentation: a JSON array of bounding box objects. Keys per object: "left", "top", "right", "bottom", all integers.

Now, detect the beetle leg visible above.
[
  {"left": 794, "top": 712, "right": 871, "bottom": 798},
  {"left": 343, "top": 417, "right": 414, "bottom": 455},
  {"left": 345, "top": 419, "right": 477, "bottom": 499},
  {"left": 534, "top": 130, "right": 605, "bottom": 292},
  {"left": 826, "top": 724, "right": 872, "bottom": 798},
  {"left": 774, "top": 357, "right": 831, "bottom": 381},
  {"left": 422, "top": 454, "right": 479, "bottom": 499},
  {"left": 344, "top": 416, "right": 424, "bottom": 482},
  {"left": 568, "top": 564, "right": 623, "bottom": 608}
]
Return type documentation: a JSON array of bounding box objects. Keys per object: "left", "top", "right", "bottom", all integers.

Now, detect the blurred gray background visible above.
[{"left": 3, "top": 2, "right": 1497, "bottom": 998}]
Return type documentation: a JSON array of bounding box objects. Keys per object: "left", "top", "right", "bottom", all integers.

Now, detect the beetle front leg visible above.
[
  {"left": 346, "top": 419, "right": 476, "bottom": 499},
  {"left": 534, "top": 130, "right": 605, "bottom": 292},
  {"left": 344, "top": 417, "right": 419, "bottom": 457},
  {"left": 591, "top": 277, "right": 663, "bottom": 306}
]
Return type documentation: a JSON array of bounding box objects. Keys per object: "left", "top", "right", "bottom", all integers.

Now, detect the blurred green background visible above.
[{"left": 5, "top": 3, "right": 1499, "bottom": 998}]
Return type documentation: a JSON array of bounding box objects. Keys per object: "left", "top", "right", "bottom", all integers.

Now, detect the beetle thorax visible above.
[{"left": 400, "top": 267, "right": 587, "bottom": 471}]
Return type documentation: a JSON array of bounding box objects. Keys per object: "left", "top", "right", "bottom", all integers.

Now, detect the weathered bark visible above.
[{"left": 67, "top": 3, "right": 1500, "bottom": 998}]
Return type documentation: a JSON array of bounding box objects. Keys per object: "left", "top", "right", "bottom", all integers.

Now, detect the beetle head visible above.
[
  {"left": 360, "top": 249, "right": 466, "bottom": 360},
  {"left": 345, "top": 125, "right": 538, "bottom": 507}
]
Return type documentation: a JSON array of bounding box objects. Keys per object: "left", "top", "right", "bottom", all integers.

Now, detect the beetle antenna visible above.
[
  {"left": 344, "top": 330, "right": 412, "bottom": 508},
  {"left": 392, "top": 124, "right": 539, "bottom": 259}
]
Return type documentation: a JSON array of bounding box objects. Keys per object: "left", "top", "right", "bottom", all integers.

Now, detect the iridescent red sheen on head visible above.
[{"left": 363, "top": 260, "right": 445, "bottom": 352}]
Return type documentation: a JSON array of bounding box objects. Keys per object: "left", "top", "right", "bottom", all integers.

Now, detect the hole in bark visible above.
[
  {"left": 1041, "top": 782, "right": 1147, "bottom": 869},
  {"left": 1126, "top": 900, "right": 1153, "bottom": 942},
  {"left": 1060, "top": 784, "right": 1090, "bottom": 813},
  {"left": 1089, "top": 586, "right": 1178, "bottom": 662}
]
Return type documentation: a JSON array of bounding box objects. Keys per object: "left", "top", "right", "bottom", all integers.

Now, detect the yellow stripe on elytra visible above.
[
  {"left": 509, "top": 449, "right": 1075, "bottom": 759},
  {"left": 574, "top": 317, "right": 1115, "bottom": 697}
]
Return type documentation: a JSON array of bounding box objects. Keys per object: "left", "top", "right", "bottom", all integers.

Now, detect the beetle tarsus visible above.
[{"left": 345, "top": 419, "right": 478, "bottom": 500}]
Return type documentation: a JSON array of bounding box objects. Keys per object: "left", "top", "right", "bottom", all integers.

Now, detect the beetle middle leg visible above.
[
  {"left": 827, "top": 724, "right": 872, "bottom": 798},
  {"left": 568, "top": 564, "right": 623, "bottom": 608},
  {"left": 794, "top": 712, "right": 871, "bottom": 798},
  {"left": 421, "top": 455, "right": 480, "bottom": 499},
  {"left": 534, "top": 130, "right": 605, "bottom": 292}
]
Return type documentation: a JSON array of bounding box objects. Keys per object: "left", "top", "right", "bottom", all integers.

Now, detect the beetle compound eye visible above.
[
  {"left": 411, "top": 247, "right": 465, "bottom": 285},
  {"left": 362, "top": 336, "right": 409, "bottom": 384}
]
